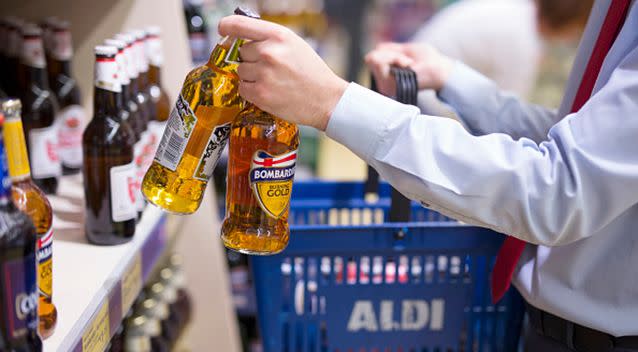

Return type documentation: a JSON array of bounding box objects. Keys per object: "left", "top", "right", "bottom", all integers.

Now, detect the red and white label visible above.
[
  {"left": 94, "top": 57, "right": 121, "bottom": 93},
  {"left": 110, "top": 162, "right": 137, "bottom": 222},
  {"left": 51, "top": 30, "right": 72, "bottom": 61},
  {"left": 29, "top": 126, "right": 62, "bottom": 179},
  {"left": 21, "top": 37, "right": 46, "bottom": 68},
  {"left": 56, "top": 105, "right": 85, "bottom": 169}
]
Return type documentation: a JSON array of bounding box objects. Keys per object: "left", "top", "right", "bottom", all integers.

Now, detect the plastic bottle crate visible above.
[{"left": 250, "top": 181, "right": 525, "bottom": 352}]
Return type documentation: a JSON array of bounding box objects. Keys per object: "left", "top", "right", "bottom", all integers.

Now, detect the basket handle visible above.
[{"left": 366, "top": 67, "right": 418, "bottom": 222}]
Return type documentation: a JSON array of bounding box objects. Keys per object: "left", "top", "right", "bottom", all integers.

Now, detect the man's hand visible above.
[
  {"left": 365, "top": 42, "right": 454, "bottom": 97},
  {"left": 218, "top": 15, "right": 348, "bottom": 131}
]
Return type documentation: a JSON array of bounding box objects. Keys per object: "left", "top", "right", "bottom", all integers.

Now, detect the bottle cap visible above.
[
  {"left": 21, "top": 23, "right": 42, "bottom": 37},
  {"left": 128, "top": 315, "right": 161, "bottom": 337},
  {"left": 115, "top": 32, "right": 135, "bottom": 46},
  {"left": 51, "top": 19, "right": 70, "bottom": 31},
  {"left": 129, "top": 29, "right": 146, "bottom": 41},
  {"left": 145, "top": 25, "right": 161, "bottom": 37},
  {"left": 139, "top": 298, "right": 169, "bottom": 320},
  {"left": 234, "top": 6, "right": 261, "bottom": 19},
  {"left": 94, "top": 45, "right": 117, "bottom": 56},
  {"left": 149, "top": 282, "right": 177, "bottom": 304},
  {"left": 124, "top": 316, "right": 152, "bottom": 352},
  {"left": 1, "top": 99, "right": 21, "bottom": 116},
  {"left": 104, "top": 38, "right": 126, "bottom": 51}
]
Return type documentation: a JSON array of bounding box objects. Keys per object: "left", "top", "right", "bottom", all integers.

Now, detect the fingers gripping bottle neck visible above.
[{"left": 141, "top": 7, "right": 259, "bottom": 214}]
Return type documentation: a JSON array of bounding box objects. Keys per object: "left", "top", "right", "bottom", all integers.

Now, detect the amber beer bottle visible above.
[
  {"left": 2, "top": 99, "right": 58, "bottom": 339},
  {"left": 47, "top": 20, "right": 86, "bottom": 175},
  {"left": 0, "top": 112, "right": 42, "bottom": 352},
  {"left": 83, "top": 46, "right": 137, "bottom": 245},
  {"left": 221, "top": 105, "right": 299, "bottom": 254},
  {"left": 18, "top": 24, "right": 62, "bottom": 195},
  {"left": 144, "top": 26, "right": 170, "bottom": 140},
  {"left": 142, "top": 7, "right": 258, "bottom": 214}
]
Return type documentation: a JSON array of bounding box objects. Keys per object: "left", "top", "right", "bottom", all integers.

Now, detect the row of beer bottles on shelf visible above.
[{"left": 107, "top": 254, "right": 193, "bottom": 352}]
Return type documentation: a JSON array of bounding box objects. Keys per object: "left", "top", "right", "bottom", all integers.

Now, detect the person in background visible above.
[
  {"left": 219, "top": 0, "right": 638, "bottom": 350},
  {"left": 411, "top": 0, "right": 593, "bottom": 117}
]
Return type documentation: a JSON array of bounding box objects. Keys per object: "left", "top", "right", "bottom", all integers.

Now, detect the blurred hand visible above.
[
  {"left": 365, "top": 42, "right": 454, "bottom": 97},
  {"left": 218, "top": 15, "right": 348, "bottom": 131}
]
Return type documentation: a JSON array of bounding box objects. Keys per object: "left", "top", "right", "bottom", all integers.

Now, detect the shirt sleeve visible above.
[
  {"left": 438, "top": 62, "right": 558, "bottom": 143},
  {"left": 326, "top": 46, "right": 638, "bottom": 246}
]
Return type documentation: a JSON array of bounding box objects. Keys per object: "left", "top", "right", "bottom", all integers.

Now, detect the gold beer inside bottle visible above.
[
  {"left": 221, "top": 106, "right": 299, "bottom": 255},
  {"left": 142, "top": 37, "right": 244, "bottom": 214}
]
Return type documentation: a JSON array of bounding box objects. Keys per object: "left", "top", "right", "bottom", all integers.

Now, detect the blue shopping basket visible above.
[{"left": 250, "top": 181, "right": 525, "bottom": 352}]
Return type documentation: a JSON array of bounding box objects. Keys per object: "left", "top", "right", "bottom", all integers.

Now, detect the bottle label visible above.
[
  {"left": 3, "top": 116, "right": 31, "bottom": 179},
  {"left": 51, "top": 30, "right": 72, "bottom": 61},
  {"left": 37, "top": 227, "right": 54, "bottom": 298},
  {"left": 29, "top": 126, "right": 62, "bottom": 179},
  {"left": 193, "top": 122, "right": 231, "bottom": 181},
  {"left": 21, "top": 37, "right": 46, "bottom": 68},
  {"left": 110, "top": 162, "right": 137, "bottom": 222},
  {"left": 146, "top": 36, "right": 163, "bottom": 67},
  {"left": 133, "top": 136, "right": 148, "bottom": 212},
  {"left": 2, "top": 254, "right": 38, "bottom": 340},
  {"left": 56, "top": 104, "right": 86, "bottom": 169},
  {"left": 154, "top": 95, "right": 197, "bottom": 171},
  {"left": 249, "top": 150, "right": 297, "bottom": 219},
  {"left": 95, "top": 56, "right": 121, "bottom": 93}
]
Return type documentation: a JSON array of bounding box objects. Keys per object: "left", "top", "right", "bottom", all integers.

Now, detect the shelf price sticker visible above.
[
  {"left": 82, "top": 302, "right": 110, "bottom": 352},
  {"left": 121, "top": 253, "right": 142, "bottom": 315}
]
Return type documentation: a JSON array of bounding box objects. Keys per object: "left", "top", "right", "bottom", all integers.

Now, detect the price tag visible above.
[
  {"left": 82, "top": 302, "right": 110, "bottom": 352},
  {"left": 121, "top": 254, "right": 142, "bottom": 315}
]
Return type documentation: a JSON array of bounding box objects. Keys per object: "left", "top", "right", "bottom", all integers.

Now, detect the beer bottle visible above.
[
  {"left": 83, "top": 46, "right": 137, "bottom": 245},
  {"left": 138, "top": 298, "right": 178, "bottom": 346},
  {"left": 124, "top": 315, "right": 168, "bottom": 352},
  {"left": 168, "top": 254, "right": 192, "bottom": 326},
  {"left": 144, "top": 26, "right": 170, "bottom": 141},
  {"left": 142, "top": 7, "right": 258, "bottom": 214},
  {"left": 47, "top": 20, "right": 86, "bottom": 175},
  {"left": 183, "top": 0, "right": 211, "bottom": 64},
  {"left": 0, "top": 18, "right": 8, "bottom": 92},
  {"left": 105, "top": 38, "right": 145, "bottom": 219},
  {"left": 0, "top": 112, "right": 42, "bottom": 351},
  {"left": 18, "top": 24, "right": 61, "bottom": 195},
  {"left": 221, "top": 105, "right": 299, "bottom": 254},
  {"left": 3, "top": 17, "right": 23, "bottom": 97},
  {"left": 147, "top": 282, "right": 181, "bottom": 342},
  {"left": 2, "top": 99, "right": 58, "bottom": 339}
]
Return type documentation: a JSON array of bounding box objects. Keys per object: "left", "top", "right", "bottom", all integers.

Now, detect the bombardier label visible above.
[
  {"left": 37, "top": 228, "right": 54, "bottom": 298},
  {"left": 249, "top": 150, "right": 297, "bottom": 219},
  {"left": 2, "top": 253, "right": 38, "bottom": 340}
]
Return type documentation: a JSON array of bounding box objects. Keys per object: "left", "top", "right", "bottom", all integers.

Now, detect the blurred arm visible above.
[{"left": 438, "top": 62, "right": 559, "bottom": 143}]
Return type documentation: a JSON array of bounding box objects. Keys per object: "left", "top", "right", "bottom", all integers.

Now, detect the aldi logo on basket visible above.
[{"left": 347, "top": 299, "right": 445, "bottom": 332}]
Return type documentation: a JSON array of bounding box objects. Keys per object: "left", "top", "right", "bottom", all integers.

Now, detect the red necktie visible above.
[{"left": 490, "top": 0, "right": 632, "bottom": 304}]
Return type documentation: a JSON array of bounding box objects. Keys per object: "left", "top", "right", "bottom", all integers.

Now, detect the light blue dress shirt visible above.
[{"left": 326, "top": 0, "right": 638, "bottom": 336}]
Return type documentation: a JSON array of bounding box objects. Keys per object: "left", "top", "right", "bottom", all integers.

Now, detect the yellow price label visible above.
[
  {"left": 82, "top": 302, "right": 110, "bottom": 352},
  {"left": 121, "top": 254, "right": 142, "bottom": 316}
]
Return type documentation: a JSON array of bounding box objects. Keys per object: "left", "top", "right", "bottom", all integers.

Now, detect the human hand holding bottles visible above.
[
  {"left": 218, "top": 15, "right": 348, "bottom": 131},
  {"left": 364, "top": 42, "right": 455, "bottom": 97}
]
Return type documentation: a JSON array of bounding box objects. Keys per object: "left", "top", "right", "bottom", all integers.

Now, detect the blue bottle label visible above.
[
  {"left": 0, "top": 133, "right": 12, "bottom": 200},
  {"left": 2, "top": 253, "right": 38, "bottom": 340}
]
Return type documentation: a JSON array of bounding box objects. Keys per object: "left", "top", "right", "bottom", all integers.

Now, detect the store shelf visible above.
[{"left": 42, "top": 176, "right": 168, "bottom": 352}]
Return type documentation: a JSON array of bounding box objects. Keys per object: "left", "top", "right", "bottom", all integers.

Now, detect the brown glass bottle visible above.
[
  {"left": 125, "top": 315, "right": 168, "bottom": 352},
  {"left": 145, "top": 25, "right": 170, "bottom": 157},
  {"left": 0, "top": 108, "right": 43, "bottom": 352},
  {"left": 221, "top": 105, "right": 300, "bottom": 255},
  {"left": 18, "top": 24, "right": 61, "bottom": 195},
  {"left": 47, "top": 20, "right": 86, "bottom": 175},
  {"left": 3, "top": 17, "right": 23, "bottom": 97},
  {"left": 169, "top": 254, "right": 192, "bottom": 326},
  {"left": 83, "top": 46, "right": 137, "bottom": 245},
  {"left": 2, "top": 99, "right": 58, "bottom": 339},
  {"left": 138, "top": 298, "right": 178, "bottom": 346}
]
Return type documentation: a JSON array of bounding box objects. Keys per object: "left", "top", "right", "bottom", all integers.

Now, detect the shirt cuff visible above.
[
  {"left": 325, "top": 82, "right": 412, "bottom": 162},
  {"left": 437, "top": 61, "right": 494, "bottom": 116}
]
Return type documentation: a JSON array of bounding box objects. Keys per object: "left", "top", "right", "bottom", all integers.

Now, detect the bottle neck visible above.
[
  {"left": 148, "top": 65, "right": 161, "bottom": 86},
  {"left": 2, "top": 116, "right": 32, "bottom": 182},
  {"left": 207, "top": 36, "right": 243, "bottom": 75},
  {"left": 0, "top": 132, "right": 16, "bottom": 208},
  {"left": 93, "top": 57, "right": 122, "bottom": 116},
  {"left": 22, "top": 64, "right": 50, "bottom": 88}
]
